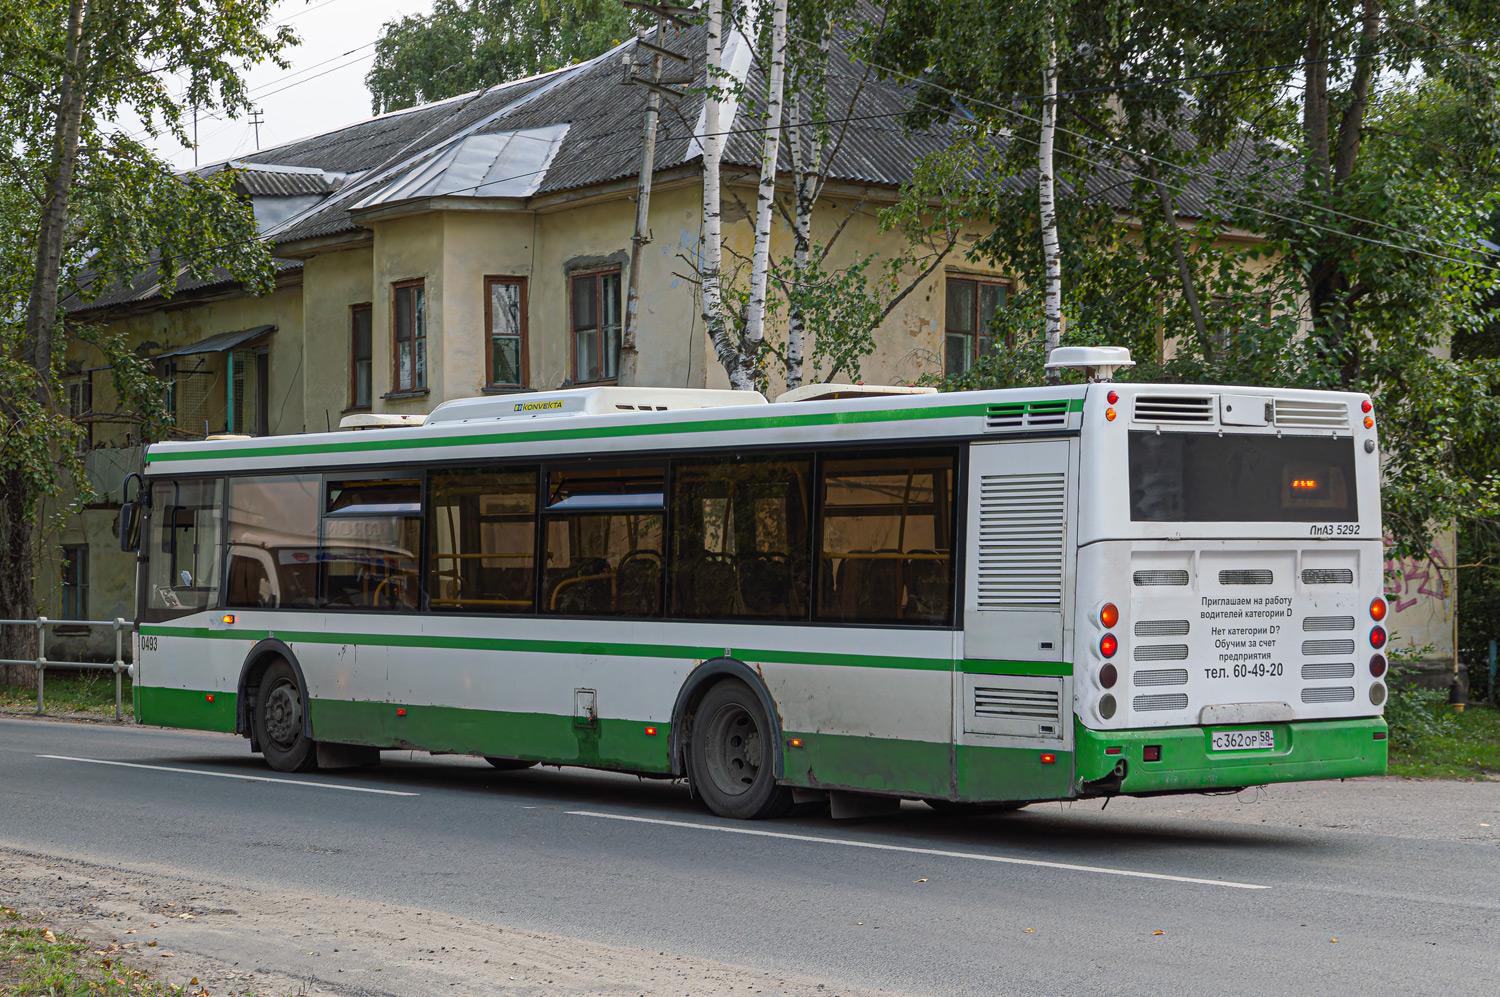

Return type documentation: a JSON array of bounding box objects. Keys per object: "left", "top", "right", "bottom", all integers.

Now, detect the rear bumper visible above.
[{"left": 1075, "top": 717, "right": 1387, "bottom": 795}]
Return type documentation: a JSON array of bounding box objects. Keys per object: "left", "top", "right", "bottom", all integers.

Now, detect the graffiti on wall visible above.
[{"left": 1385, "top": 546, "right": 1450, "bottom": 614}]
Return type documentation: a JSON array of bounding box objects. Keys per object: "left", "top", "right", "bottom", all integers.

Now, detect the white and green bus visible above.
[{"left": 123, "top": 349, "right": 1389, "bottom": 818}]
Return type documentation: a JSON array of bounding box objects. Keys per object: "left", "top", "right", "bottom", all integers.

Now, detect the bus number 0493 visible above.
[{"left": 139, "top": 635, "right": 158, "bottom": 653}]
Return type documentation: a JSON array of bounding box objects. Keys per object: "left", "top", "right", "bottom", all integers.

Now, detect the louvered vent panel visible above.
[
  {"left": 1134, "top": 693, "right": 1190, "bottom": 711},
  {"left": 1302, "top": 662, "right": 1356, "bottom": 680},
  {"left": 1304, "top": 616, "right": 1355, "bottom": 632},
  {"left": 1133, "top": 668, "right": 1189, "bottom": 687},
  {"left": 1302, "top": 568, "right": 1354, "bottom": 585},
  {"left": 1133, "top": 396, "right": 1214, "bottom": 423},
  {"left": 1133, "top": 569, "right": 1189, "bottom": 586},
  {"left": 1135, "top": 619, "right": 1190, "bottom": 637},
  {"left": 974, "top": 686, "right": 1063, "bottom": 722},
  {"left": 984, "top": 400, "right": 1072, "bottom": 432},
  {"left": 1219, "top": 569, "right": 1273, "bottom": 585},
  {"left": 1302, "top": 686, "right": 1356, "bottom": 703},
  {"left": 1134, "top": 644, "right": 1189, "bottom": 661},
  {"left": 1303, "top": 638, "right": 1357, "bottom": 656},
  {"left": 1275, "top": 399, "right": 1350, "bottom": 430},
  {"left": 975, "top": 472, "right": 1066, "bottom": 608}
]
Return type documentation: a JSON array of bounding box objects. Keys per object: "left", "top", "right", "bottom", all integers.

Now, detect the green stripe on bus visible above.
[
  {"left": 141, "top": 396, "right": 1080, "bottom": 465},
  {"left": 140, "top": 623, "right": 1070, "bottom": 676}
]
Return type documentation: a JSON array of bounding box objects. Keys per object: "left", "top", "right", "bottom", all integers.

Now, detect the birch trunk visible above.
[
  {"left": 738, "top": 0, "right": 788, "bottom": 391},
  {"left": 785, "top": 86, "right": 820, "bottom": 391},
  {"left": 1039, "top": 12, "right": 1063, "bottom": 385},
  {"left": 701, "top": 0, "right": 736, "bottom": 384}
]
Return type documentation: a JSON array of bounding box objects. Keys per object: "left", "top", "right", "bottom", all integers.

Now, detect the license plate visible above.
[{"left": 1211, "top": 729, "right": 1275, "bottom": 751}]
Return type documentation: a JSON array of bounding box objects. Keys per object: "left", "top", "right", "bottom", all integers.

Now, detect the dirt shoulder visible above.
[{"left": 0, "top": 845, "right": 904, "bottom": 997}]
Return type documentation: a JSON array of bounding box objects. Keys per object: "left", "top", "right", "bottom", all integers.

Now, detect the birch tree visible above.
[
  {"left": 1037, "top": 10, "right": 1062, "bottom": 383},
  {"left": 736, "top": 0, "right": 789, "bottom": 390},
  {"left": 700, "top": 0, "right": 733, "bottom": 384}
]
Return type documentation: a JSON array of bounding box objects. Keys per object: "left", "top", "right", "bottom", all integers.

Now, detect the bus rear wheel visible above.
[
  {"left": 688, "top": 680, "right": 793, "bottom": 820},
  {"left": 254, "top": 659, "right": 317, "bottom": 772}
]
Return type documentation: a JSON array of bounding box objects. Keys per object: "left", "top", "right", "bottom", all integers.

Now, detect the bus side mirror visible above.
[{"left": 119, "top": 502, "right": 141, "bottom": 553}]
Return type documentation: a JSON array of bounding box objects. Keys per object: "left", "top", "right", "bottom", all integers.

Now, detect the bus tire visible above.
[
  {"left": 483, "top": 757, "right": 538, "bottom": 771},
  {"left": 688, "top": 679, "right": 793, "bottom": 820},
  {"left": 253, "top": 658, "right": 317, "bottom": 772},
  {"left": 922, "top": 798, "right": 1028, "bottom": 815}
]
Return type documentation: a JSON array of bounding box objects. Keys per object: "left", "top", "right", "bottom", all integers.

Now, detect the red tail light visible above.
[
  {"left": 1100, "top": 663, "right": 1118, "bottom": 689},
  {"left": 1370, "top": 626, "right": 1387, "bottom": 649},
  {"left": 1369, "top": 654, "right": 1387, "bottom": 678},
  {"left": 1100, "top": 634, "right": 1118, "bottom": 658},
  {"left": 1142, "top": 745, "right": 1162, "bottom": 762}
]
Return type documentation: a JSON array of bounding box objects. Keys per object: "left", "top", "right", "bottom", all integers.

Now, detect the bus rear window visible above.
[{"left": 1129, "top": 432, "right": 1358, "bottom": 523}]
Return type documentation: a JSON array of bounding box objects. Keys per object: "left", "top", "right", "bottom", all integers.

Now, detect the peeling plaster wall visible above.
[
  {"left": 302, "top": 246, "right": 374, "bottom": 432},
  {"left": 439, "top": 210, "right": 536, "bottom": 397},
  {"left": 369, "top": 214, "right": 444, "bottom": 412}
]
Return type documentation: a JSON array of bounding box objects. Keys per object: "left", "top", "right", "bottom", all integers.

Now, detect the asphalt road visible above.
[{"left": 3, "top": 715, "right": 1499, "bottom": 995}]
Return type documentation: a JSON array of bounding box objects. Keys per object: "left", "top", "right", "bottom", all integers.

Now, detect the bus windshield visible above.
[{"left": 1128, "top": 431, "right": 1358, "bottom": 523}]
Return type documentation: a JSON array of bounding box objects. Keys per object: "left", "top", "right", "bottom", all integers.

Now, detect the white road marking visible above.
[
  {"left": 566, "top": 810, "right": 1268, "bottom": 890},
  {"left": 37, "top": 755, "right": 419, "bottom": 797}
]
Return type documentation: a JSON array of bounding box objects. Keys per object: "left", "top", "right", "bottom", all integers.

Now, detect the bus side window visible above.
[
  {"left": 669, "top": 456, "right": 811, "bottom": 620},
  {"left": 145, "top": 479, "right": 224, "bottom": 621},
  {"left": 816, "top": 452, "right": 957, "bottom": 626},
  {"left": 320, "top": 477, "right": 422, "bottom": 611},
  {"left": 225, "top": 475, "right": 320, "bottom": 609},
  {"left": 427, "top": 467, "right": 539, "bottom": 613},
  {"left": 542, "top": 465, "right": 663, "bottom": 617}
]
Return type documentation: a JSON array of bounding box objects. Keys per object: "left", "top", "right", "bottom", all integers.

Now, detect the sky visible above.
[{"left": 146, "top": 0, "right": 438, "bottom": 171}]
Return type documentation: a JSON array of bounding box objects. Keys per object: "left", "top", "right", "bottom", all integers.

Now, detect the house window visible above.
[
  {"left": 571, "top": 269, "right": 621, "bottom": 384},
  {"left": 392, "top": 279, "right": 427, "bottom": 393},
  {"left": 944, "top": 278, "right": 1008, "bottom": 375},
  {"left": 66, "top": 376, "right": 92, "bottom": 449},
  {"left": 350, "top": 303, "right": 372, "bottom": 409},
  {"left": 485, "top": 277, "right": 528, "bottom": 389},
  {"left": 60, "top": 544, "right": 89, "bottom": 620}
]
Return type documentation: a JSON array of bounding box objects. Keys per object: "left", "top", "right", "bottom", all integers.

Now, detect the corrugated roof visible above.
[
  {"left": 67, "top": 22, "right": 1291, "bottom": 315},
  {"left": 155, "top": 324, "right": 275, "bottom": 358}
]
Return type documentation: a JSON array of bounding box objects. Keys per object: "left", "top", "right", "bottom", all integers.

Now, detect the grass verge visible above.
[
  {"left": 1387, "top": 694, "right": 1500, "bottom": 779},
  {"left": 1, "top": 905, "right": 196, "bottom": 995},
  {"left": 0, "top": 671, "right": 133, "bottom": 719}
]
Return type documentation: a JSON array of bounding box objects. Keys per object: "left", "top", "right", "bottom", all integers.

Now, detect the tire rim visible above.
[
  {"left": 263, "top": 678, "right": 303, "bottom": 750},
  {"left": 703, "top": 702, "right": 763, "bottom": 797}
]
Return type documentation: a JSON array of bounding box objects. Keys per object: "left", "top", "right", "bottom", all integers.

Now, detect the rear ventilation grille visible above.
[
  {"left": 1133, "top": 569, "right": 1189, "bottom": 587},
  {"left": 1275, "top": 399, "right": 1350, "bottom": 430},
  {"left": 1302, "top": 662, "right": 1356, "bottom": 680},
  {"left": 974, "top": 473, "right": 1067, "bottom": 609},
  {"left": 1134, "top": 668, "right": 1189, "bottom": 687},
  {"left": 1134, "top": 693, "right": 1190, "bottom": 712},
  {"left": 1302, "top": 686, "right": 1356, "bottom": 703},
  {"left": 1220, "top": 569, "right": 1273, "bottom": 585},
  {"left": 1133, "top": 396, "right": 1214, "bottom": 424},
  {"left": 974, "top": 686, "right": 1063, "bottom": 721},
  {"left": 1303, "top": 638, "right": 1357, "bottom": 656},
  {"left": 1135, "top": 619, "right": 1190, "bottom": 637},
  {"left": 963, "top": 674, "right": 1067, "bottom": 740},
  {"left": 1134, "top": 644, "right": 1189, "bottom": 662},
  {"left": 985, "top": 400, "right": 1071, "bottom": 432},
  {"left": 1302, "top": 568, "right": 1354, "bottom": 585},
  {"left": 1303, "top": 616, "right": 1355, "bottom": 632}
]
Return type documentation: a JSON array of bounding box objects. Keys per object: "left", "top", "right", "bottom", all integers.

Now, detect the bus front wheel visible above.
[
  {"left": 688, "top": 680, "right": 794, "bottom": 820},
  {"left": 254, "top": 659, "right": 317, "bottom": 772}
]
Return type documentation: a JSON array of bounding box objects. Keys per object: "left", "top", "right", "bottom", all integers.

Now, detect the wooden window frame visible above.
[
  {"left": 569, "top": 267, "right": 622, "bottom": 386},
  {"left": 60, "top": 543, "right": 89, "bottom": 621},
  {"left": 483, "top": 276, "right": 529, "bottom": 391},
  {"left": 390, "top": 278, "right": 428, "bottom": 395},
  {"left": 944, "top": 276, "right": 1012, "bottom": 375},
  {"left": 349, "top": 302, "right": 372, "bottom": 411}
]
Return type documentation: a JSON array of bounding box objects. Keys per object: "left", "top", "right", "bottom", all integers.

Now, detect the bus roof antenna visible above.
[{"left": 1044, "top": 346, "right": 1135, "bottom": 382}]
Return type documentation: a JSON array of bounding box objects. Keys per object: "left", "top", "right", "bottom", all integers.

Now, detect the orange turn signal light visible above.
[
  {"left": 789, "top": 737, "right": 804, "bottom": 748},
  {"left": 1105, "top": 408, "right": 1117, "bottom": 422},
  {"left": 222, "top": 614, "right": 235, "bottom": 625},
  {"left": 1364, "top": 415, "right": 1374, "bottom": 429},
  {"left": 1370, "top": 597, "right": 1387, "bottom": 621},
  {"left": 1100, "top": 603, "right": 1119, "bottom": 628}
]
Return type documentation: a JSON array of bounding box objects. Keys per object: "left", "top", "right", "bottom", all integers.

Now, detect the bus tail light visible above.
[
  {"left": 1107, "top": 390, "right": 1119, "bottom": 404},
  {"left": 1099, "top": 663, "right": 1118, "bottom": 689},
  {"left": 1099, "top": 634, "right": 1118, "bottom": 658},
  {"left": 1098, "top": 694, "right": 1117, "bottom": 720},
  {"left": 1361, "top": 399, "right": 1373, "bottom": 413},
  {"left": 1370, "top": 626, "right": 1387, "bottom": 649},
  {"left": 1105, "top": 408, "right": 1117, "bottom": 422},
  {"left": 1364, "top": 415, "right": 1374, "bottom": 429},
  {"left": 1369, "top": 654, "right": 1387, "bottom": 678},
  {"left": 1099, "top": 603, "right": 1119, "bottom": 628},
  {"left": 1370, "top": 597, "right": 1386, "bottom": 621},
  {"left": 1370, "top": 683, "right": 1387, "bottom": 706},
  {"left": 1040, "top": 753, "right": 1057, "bottom": 764},
  {"left": 1142, "top": 745, "right": 1162, "bottom": 762}
]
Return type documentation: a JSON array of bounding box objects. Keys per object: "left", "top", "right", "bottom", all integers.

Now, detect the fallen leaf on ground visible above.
[
  {"left": 160, "top": 952, "right": 173, "bottom": 958},
  {"left": 1024, "top": 928, "right": 1035, "bottom": 934},
  {"left": 42, "top": 929, "right": 56, "bottom": 943},
  {"left": 1153, "top": 930, "right": 1165, "bottom": 936},
  {"left": 147, "top": 942, "right": 158, "bottom": 947}
]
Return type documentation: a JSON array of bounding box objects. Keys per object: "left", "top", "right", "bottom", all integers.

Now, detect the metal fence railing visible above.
[{"left": 0, "top": 617, "right": 135, "bottom": 720}]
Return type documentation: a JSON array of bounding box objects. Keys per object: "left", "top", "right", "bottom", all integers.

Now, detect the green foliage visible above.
[
  {"left": 1384, "top": 685, "right": 1460, "bottom": 752},
  {"left": 1, "top": 905, "right": 187, "bottom": 994},
  {"left": 366, "top": 0, "right": 638, "bottom": 114}
]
